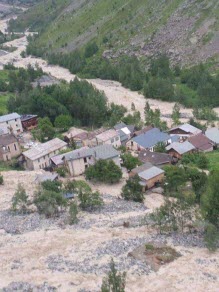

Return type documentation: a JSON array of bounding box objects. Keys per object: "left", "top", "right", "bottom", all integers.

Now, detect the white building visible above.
[
  {"left": 96, "top": 129, "right": 121, "bottom": 148},
  {"left": 23, "top": 138, "right": 67, "bottom": 170},
  {"left": 0, "top": 113, "right": 23, "bottom": 135}
]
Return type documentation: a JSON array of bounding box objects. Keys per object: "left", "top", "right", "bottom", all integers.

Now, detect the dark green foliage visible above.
[
  {"left": 78, "top": 190, "right": 103, "bottom": 211},
  {"left": 84, "top": 42, "right": 99, "bottom": 58},
  {"left": 12, "top": 184, "right": 29, "bottom": 213},
  {"left": 41, "top": 180, "right": 62, "bottom": 193},
  {"left": 163, "top": 165, "right": 187, "bottom": 195},
  {"left": 144, "top": 102, "right": 167, "bottom": 130},
  {"left": 85, "top": 160, "right": 122, "bottom": 184},
  {"left": 204, "top": 223, "right": 219, "bottom": 252},
  {"left": 101, "top": 258, "right": 126, "bottom": 292},
  {"left": 144, "top": 77, "right": 174, "bottom": 101},
  {"left": 34, "top": 190, "right": 67, "bottom": 218},
  {"left": 32, "top": 117, "right": 55, "bottom": 142},
  {"left": 69, "top": 201, "right": 78, "bottom": 224},
  {"left": 0, "top": 174, "right": 3, "bottom": 185},
  {"left": 64, "top": 180, "right": 91, "bottom": 194},
  {"left": 54, "top": 115, "right": 73, "bottom": 131},
  {"left": 181, "top": 153, "right": 209, "bottom": 169},
  {"left": 201, "top": 170, "right": 219, "bottom": 227},
  {"left": 122, "top": 111, "right": 143, "bottom": 130},
  {"left": 171, "top": 103, "right": 181, "bottom": 126},
  {"left": 107, "top": 103, "right": 127, "bottom": 127},
  {"left": 121, "top": 175, "right": 144, "bottom": 203},
  {"left": 189, "top": 118, "right": 207, "bottom": 132},
  {"left": 56, "top": 166, "right": 68, "bottom": 177},
  {"left": 149, "top": 55, "right": 172, "bottom": 79},
  {"left": 121, "top": 153, "right": 141, "bottom": 171},
  {"left": 186, "top": 168, "right": 208, "bottom": 203},
  {"left": 193, "top": 107, "right": 218, "bottom": 122},
  {"left": 154, "top": 142, "right": 166, "bottom": 153}
]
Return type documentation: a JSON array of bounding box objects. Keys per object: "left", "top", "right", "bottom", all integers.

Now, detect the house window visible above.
[
  {"left": 8, "top": 146, "right": 10, "bottom": 151},
  {"left": 84, "top": 157, "right": 87, "bottom": 163},
  {"left": 14, "top": 144, "right": 17, "bottom": 151},
  {"left": 43, "top": 156, "right": 45, "bottom": 160},
  {"left": 6, "top": 121, "right": 8, "bottom": 124},
  {"left": 15, "top": 119, "right": 17, "bottom": 122},
  {"left": 39, "top": 164, "right": 41, "bottom": 169},
  {"left": 115, "top": 136, "right": 119, "bottom": 141},
  {"left": 131, "top": 141, "right": 133, "bottom": 146},
  {"left": 38, "top": 158, "right": 40, "bottom": 163},
  {"left": 85, "top": 164, "right": 88, "bottom": 169},
  {"left": 6, "top": 155, "right": 9, "bottom": 161}
]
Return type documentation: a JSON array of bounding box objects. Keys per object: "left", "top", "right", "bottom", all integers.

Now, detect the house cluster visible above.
[{"left": 1, "top": 110, "right": 219, "bottom": 191}]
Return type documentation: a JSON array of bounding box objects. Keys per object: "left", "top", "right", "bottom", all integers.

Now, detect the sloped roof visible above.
[
  {"left": 138, "top": 150, "right": 172, "bottom": 165},
  {"left": 188, "top": 133, "right": 213, "bottom": 151},
  {"left": 64, "top": 144, "right": 120, "bottom": 161},
  {"left": 138, "top": 167, "right": 164, "bottom": 181},
  {"left": 205, "top": 128, "right": 219, "bottom": 144},
  {"left": 132, "top": 128, "right": 171, "bottom": 149},
  {"left": 0, "top": 134, "right": 18, "bottom": 146},
  {"left": 23, "top": 138, "right": 67, "bottom": 161},
  {"left": 64, "top": 147, "right": 93, "bottom": 161},
  {"left": 96, "top": 129, "right": 118, "bottom": 142},
  {"left": 131, "top": 162, "right": 153, "bottom": 174},
  {"left": 35, "top": 173, "right": 58, "bottom": 183},
  {"left": 50, "top": 154, "right": 65, "bottom": 166},
  {"left": 20, "top": 114, "right": 38, "bottom": 122},
  {"left": 0, "top": 113, "right": 20, "bottom": 123},
  {"left": 93, "top": 144, "right": 120, "bottom": 160},
  {"left": 133, "top": 125, "right": 153, "bottom": 137},
  {"left": 169, "top": 123, "right": 202, "bottom": 135},
  {"left": 166, "top": 141, "right": 195, "bottom": 155},
  {"left": 114, "top": 122, "right": 127, "bottom": 130}
]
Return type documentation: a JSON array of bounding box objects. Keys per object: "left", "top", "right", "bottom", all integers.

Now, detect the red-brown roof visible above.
[
  {"left": 188, "top": 133, "right": 213, "bottom": 151},
  {"left": 133, "top": 126, "right": 153, "bottom": 137}
]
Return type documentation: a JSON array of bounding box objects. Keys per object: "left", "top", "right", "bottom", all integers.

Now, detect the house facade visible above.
[
  {"left": 130, "top": 162, "right": 164, "bottom": 190},
  {"left": 63, "top": 144, "right": 120, "bottom": 177},
  {"left": 166, "top": 141, "right": 196, "bottom": 159},
  {"left": 23, "top": 138, "right": 67, "bottom": 170},
  {"left": 168, "top": 124, "right": 202, "bottom": 140},
  {"left": 96, "top": 129, "right": 121, "bottom": 148},
  {"left": 0, "top": 134, "right": 21, "bottom": 161},
  {"left": 0, "top": 113, "right": 23, "bottom": 135},
  {"left": 21, "top": 115, "right": 38, "bottom": 131}
]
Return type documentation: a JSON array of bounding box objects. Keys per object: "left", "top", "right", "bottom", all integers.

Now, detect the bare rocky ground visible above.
[{"left": 0, "top": 170, "right": 219, "bottom": 292}]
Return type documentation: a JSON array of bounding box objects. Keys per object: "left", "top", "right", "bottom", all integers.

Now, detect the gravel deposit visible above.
[{"left": 2, "top": 282, "right": 57, "bottom": 292}]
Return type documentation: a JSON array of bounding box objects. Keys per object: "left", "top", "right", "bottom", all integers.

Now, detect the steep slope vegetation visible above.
[{"left": 9, "top": 0, "right": 219, "bottom": 66}]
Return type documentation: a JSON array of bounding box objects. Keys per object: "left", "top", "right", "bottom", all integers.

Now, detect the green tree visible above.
[
  {"left": 154, "top": 142, "right": 166, "bottom": 153},
  {"left": 34, "top": 190, "right": 67, "bottom": 218},
  {"left": 69, "top": 201, "right": 78, "bottom": 224},
  {"left": 121, "top": 153, "right": 141, "bottom": 171},
  {"left": 204, "top": 223, "right": 219, "bottom": 252},
  {"left": 12, "top": 184, "right": 28, "bottom": 213},
  {"left": 201, "top": 170, "right": 219, "bottom": 227},
  {"left": 121, "top": 175, "right": 144, "bottom": 203},
  {"left": 101, "top": 258, "right": 126, "bottom": 292},
  {"left": 85, "top": 160, "right": 122, "bottom": 184},
  {"left": 54, "top": 114, "right": 73, "bottom": 131},
  {"left": 144, "top": 77, "right": 174, "bottom": 102},
  {"left": 164, "top": 165, "right": 187, "bottom": 195},
  {"left": 0, "top": 174, "right": 3, "bottom": 185},
  {"left": 171, "top": 103, "right": 181, "bottom": 126},
  {"left": 33, "top": 117, "right": 55, "bottom": 142},
  {"left": 64, "top": 180, "right": 92, "bottom": 194},
  {"left": 84, "top": 41, "right": 99, "bottom": 58},
  {"left": 78, "top": 190, "right": 103, "bottom": 211},
  {"left": 41, "top": 180, "right": 62, "bottom": 193}
]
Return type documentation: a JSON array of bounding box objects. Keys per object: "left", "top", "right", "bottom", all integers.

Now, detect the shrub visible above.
[
  {"left": 85, "top": 160, "right": 122, "bottom": 184},
  {"left": 12, "top": 184, "right": 28, "bottom": 213},
  {"left": 101, "top": 258, "right": 126, "bottom": 292},
  {"left": 121, "top": 153, "right": 141, "bottom": 171},
  {"left": 204, "top": 223, "right": 219, "bottom": 252},
  {"left": 56, "top": 166, "right": 68, "bottom": 177},
  {"left": 34, "top": 190, "right": 67, "bottom": 218},
  {"left": 0, "top": 174, "right": 3, "bottom": 185},
  {"left": 41, "top": 180, "right": 62, "bottom": 193},
  {"left": 78, "top": 190, "right": 103, "bottom": 211},
  {"left": 69, "top": 201, "right": 78, "bottom": 225}
]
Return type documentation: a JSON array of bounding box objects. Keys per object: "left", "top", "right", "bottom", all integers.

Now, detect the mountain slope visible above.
[{"left": 9, "top": 0, "right": 219, "bottom": 66}]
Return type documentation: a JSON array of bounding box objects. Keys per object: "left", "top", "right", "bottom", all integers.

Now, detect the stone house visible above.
[
  {"left": 138, "top": 150, "right": 173, "bottom": 167},
  {"left": 22, "top": 138, "right": 67, "bottom": 170},
  {"left": 0, "top": 113, "right": 23, "bottom": 135},
  {"left": 21, "top": 114, "right": 38, "bottom": 131},
  {"left": 0, "top": 134, "right": 21, "bottom": 161},
  {"left": 96, "top": 129, "right": 121, "bottom": 148},
  {"left": 130, "top": 162, "right": 164, "bottom": 190},
  {"left": 63, "top": 144, "right": 120, "bottom": 177},
  {"left": 166, "top": 141, "right": 196, "bottom": 159},
  {"left": 188, "top": 133, "right": 214, "bottom": 153},
  {"left": 168, "top": 123, "right": 202, "bottom": 140}
]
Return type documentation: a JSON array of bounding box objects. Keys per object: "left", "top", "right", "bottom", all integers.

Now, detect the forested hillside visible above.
[{"left": 9, "top": 0, "right": 219, "bottom": 66}]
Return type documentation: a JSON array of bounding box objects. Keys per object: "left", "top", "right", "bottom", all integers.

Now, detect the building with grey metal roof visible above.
[
  {"left": 166, "top": 141, "right": 195, "bottom": 155},
  {"left": 205, "top": 128, "right": 219, "bottom": 145}
]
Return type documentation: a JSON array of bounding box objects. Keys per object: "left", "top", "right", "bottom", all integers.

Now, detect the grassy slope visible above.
[
  {"left": 206, "top": 150, "right": 219, "bottom": 172},
  {"left": 10, "top": 0, "right": 219, "bottom": 65}
]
